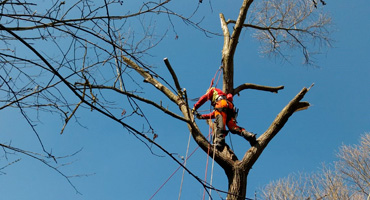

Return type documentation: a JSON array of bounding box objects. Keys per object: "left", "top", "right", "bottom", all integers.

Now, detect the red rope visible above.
[
  {"left": 150, "top": 67, "right": 223, "bottom": 200},
  {"left": 209, "top": 67, "right": 222, "bottom": 89},
  {"left": 149, "top": 146, "right": 199, "bottom": 200}
]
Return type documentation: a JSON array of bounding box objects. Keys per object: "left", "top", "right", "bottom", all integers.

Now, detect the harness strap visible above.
[
  {"left": 214, "top": 100, "right": 237, "bottom": 123},
  {"left": 216, "top": 95, "right": 226, "bottom": 102}
]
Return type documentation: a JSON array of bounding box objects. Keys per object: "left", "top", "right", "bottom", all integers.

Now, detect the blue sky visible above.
[{"left": 0, "top": 0, "right": 369, "bottom": 200}]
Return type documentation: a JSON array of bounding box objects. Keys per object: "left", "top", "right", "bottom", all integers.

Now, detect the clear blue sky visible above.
[{"left": 0, "top": 1, "right": 369, "bottom": 200}]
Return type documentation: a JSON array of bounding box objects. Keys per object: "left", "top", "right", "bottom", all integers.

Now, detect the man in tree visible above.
[{"left": 192, "top": 87, "right": 257, "bottom": 150}]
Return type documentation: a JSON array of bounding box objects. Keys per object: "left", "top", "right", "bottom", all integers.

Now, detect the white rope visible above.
[
  {"left": 178, "top": 131, "right": 192, "bottom": 200},
  {"left": 208, "top": 144, "right": 216, "bottom": 200}
]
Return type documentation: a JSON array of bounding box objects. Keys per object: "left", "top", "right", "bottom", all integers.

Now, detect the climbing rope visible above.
[
  {"left": 209, "top": 66, "right": 222, "bottom": 89},
  {"left": 208, "top": 143, "right": 216, "bottom": 199},
  {"left": 150, "top": 66, "right": 224, "bottom": 200},
  {"left": 202, "top": 118, "right": 218, "bottom": 200},
  {"left": 202, "top": 125, "right": 213, "bottom": 200},
  {"left": 149, "top": 144, "right": 199, "bottom": 200},
  {"left": 202, "top": 66, "right": 222, "bottom": 200},
  {"left": 178, "top": 131, "right": 192, "bottom": 200}
]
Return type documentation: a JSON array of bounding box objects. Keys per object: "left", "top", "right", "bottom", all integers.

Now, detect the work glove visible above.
[{"left": 192, "top": 108, "right": 202, "bottom": 119}]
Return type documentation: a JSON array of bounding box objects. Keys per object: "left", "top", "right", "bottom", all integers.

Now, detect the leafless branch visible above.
[
  {"left": 78, "top": 84, "right": 189, "bottom": 123},
  {"left": 0, "top": 142, "right": 81, "bottom": 194},
  {"left": 241, "top": 86, "right": 311, "bottom": 170},
  {"left": 248, "top": 0, "right": 332, "bottom": 65},
  {"left": 233, "top": 83, "right": 284, "bottom": 95}
]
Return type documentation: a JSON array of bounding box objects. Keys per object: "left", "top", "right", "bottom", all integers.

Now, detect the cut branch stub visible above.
[
  {"left": 233, "top": 83, "right": 284, "bottom": 95},
  {"left": 163, "top": 57, "right": 182, "bottom": 96}
]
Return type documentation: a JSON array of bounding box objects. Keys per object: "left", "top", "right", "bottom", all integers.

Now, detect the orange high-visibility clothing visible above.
[{"left": 193, "top": 87, "right": 244, "bottom": 135}]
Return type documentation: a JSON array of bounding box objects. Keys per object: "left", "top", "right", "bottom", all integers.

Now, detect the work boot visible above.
[
  {"left": 213, "top": 130, "right": 227, "bottom": 151},
  {"left": 242, "top": 130, "right": 257, "bottom": 146}
]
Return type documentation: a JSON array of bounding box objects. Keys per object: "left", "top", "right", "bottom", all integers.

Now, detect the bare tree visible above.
[
  {"left": 336, "top": 133, "right": 370, "bottom": 199},
  {"left": 260, "top": 133, "right": 370, "bottom": 200},
  {"left": 260, "top": 168, "right": 352, "bottom": 200},
  {"left": 260, "top": 174, "right": 310, "bottom": 199},
  {"left": 0, "top": 0, "right": 331, "bottom": 199}
]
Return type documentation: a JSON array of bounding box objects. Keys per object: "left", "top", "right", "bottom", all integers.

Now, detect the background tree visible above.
[
  {"left": 0, "top": 0, "right": 336, "bottom": 199},
  {"left": 260, "top": 133, "right": 370, "bottom": 200}
]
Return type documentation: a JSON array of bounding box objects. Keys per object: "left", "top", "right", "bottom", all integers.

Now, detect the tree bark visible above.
[
  {"left": 226, "top": 163, "right": 248, "bottom": 200},
  {"left": 220, "top": 0, "right": 254, "bottom": 94},
  {"left": 123, "top": 1, "right": 312, "bottom": 198}
]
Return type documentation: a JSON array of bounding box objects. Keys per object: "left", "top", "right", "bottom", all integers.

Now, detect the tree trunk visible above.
[{"left": 226, "top": 164, "right": 248, "bottom": 200}]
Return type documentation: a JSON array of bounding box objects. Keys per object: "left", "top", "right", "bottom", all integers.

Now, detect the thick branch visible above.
[
  {"left": 163, "top": 58, "right": 182, "bottom": 96},
  {"left": 220, "top": 14, "right": 231, "bottom": 56},
  {"left": 188, "top": 123, "right": 235, "bottom": 171},
  {"left": 233, "top": 83, "right": 284, "bottom": 95},
  {"left": 240, "top": 86, "right": 311, "bottom": 170},
  {"left": 121, "top": 56, "right": 181, "bottom": 105},
  {"left": 220, "top": 0, "right": 254, "bottom": 93},
  {"left": 229, "top": 0, "right": 254, "bottom": 57},
  {"left": 219, "top": 13, "right": 232, "bottom": 93}
]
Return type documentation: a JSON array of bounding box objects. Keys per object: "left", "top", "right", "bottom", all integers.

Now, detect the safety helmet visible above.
[{"left": 226, "top": 93, "right": 233, "bottom": 102}]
